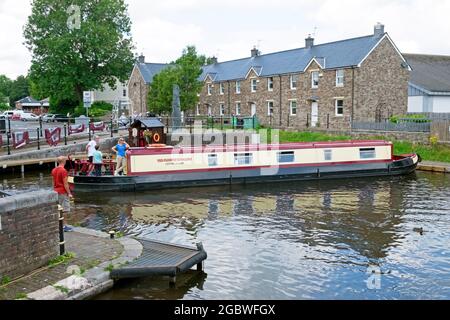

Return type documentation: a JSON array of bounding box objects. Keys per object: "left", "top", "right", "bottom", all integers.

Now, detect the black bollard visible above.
[
  {"left": 37, "top": 128, "right": 40, "bottom": 150},
  {"left": 64, "top": 125, "right": 67, "bottom": 145},
  {"left": 58, "top": 207, "right": 66, "bottom": 256}
]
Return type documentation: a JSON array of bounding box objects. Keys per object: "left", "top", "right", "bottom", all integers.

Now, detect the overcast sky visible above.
[{"left": 1, "top": 0, "right": 450, "bottom": 79}]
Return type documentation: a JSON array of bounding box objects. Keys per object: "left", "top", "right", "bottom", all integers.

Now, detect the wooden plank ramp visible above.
[{"left": 110, "top": 238, "right": 207, "bottom": 284}]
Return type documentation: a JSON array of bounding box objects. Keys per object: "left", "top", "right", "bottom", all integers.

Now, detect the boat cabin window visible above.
[
  {"left": 360, "top": 148, "right": 376, "bottom": 159},
  {"left": 277, "top": 151, "right": 295, "bottom": 163},
  {"left": 208, "top": 154, "right": 218, "bottom": 167},
  {"left": 234, "top": 153, "right": 253, "bottom": 165},
  {"left": 324, "top": 150, "right": 333, "bottom": 161}
]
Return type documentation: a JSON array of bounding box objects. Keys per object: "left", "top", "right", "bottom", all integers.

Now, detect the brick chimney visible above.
[
  {"left": 374, "top": 23, "right": 385, "bottom": 37},
  {"left": 251, "top": 47, "right": 260, "bottom": 58},
  {"left": 138, "top": 54, "right": 145, "bottom": 63},
  {"left": 305, "top": 35, "right": 314, "bottom": 48}
]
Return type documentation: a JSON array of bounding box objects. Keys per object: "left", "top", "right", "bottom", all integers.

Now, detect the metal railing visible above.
[
  {"left": 0, "top": 116, "right": 121, "bottom": 156},
  {"left": 351, "top": 120, "right": 431, "bottom": 132}
]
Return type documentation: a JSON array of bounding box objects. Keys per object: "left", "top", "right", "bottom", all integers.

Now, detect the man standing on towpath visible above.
[{"left": 51, "top": 156, "right": 73, "bottom": 232}]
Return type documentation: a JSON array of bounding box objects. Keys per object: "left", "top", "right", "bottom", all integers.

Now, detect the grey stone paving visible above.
[{"left": 0, "top": 231, "right": 123, "bottom": 300}]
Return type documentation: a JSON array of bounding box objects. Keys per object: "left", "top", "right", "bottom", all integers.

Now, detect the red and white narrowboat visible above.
[{"left": 68, "top": 141, "right": 420, "bottom": 192}]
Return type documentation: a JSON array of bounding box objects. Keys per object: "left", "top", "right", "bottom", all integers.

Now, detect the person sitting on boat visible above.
[
  {"left": 112, "top": 137, "right": 130, "bottom": 176},
  {"left": 92, "top": 145, "right": 103, "bottom": 177}
]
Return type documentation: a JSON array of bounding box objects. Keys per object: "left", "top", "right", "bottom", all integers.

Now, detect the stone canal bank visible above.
[
  {"left": 0, "top": 196, "right": 143, "bottom": 301},
  {"left": 0, "top": 228, "right": 142, "bottom": 300}
]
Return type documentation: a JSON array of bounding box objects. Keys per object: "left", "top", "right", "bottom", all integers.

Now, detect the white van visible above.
[{"left": 1, "top": 110, "right": 24, "bottom": 119}]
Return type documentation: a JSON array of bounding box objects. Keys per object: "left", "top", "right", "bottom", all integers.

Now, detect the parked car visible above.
[
  {"left": 43, "top": 113, "right": 56, "bottom": 122},
  {"left": 53, "top": 114, "right": 70, "bottom": 122},
  {"left": 21, "top": 113, "right": 39, "bottom": 121},
  {"left": 2, "top": 110, "right": 24, "bottom": 120},
  {"left": 11, "top": 110, "right": 24, "bottom": 121}
]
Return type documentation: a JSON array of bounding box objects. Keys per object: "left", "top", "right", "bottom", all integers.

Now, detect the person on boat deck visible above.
[
  {"left": 86, "top": 135, "right": 100, "bottom": 163},
  {"left": 92, "top": 145, "right": 103, "bottom": 176},
  {"left": 51, "top": 156, "right": 73, "bottom": 232},
  {"left": 112, "top": 137, "right": 130, "bottom": 176}
]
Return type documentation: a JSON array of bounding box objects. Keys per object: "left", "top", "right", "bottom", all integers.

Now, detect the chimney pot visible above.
[
  {"left": 210, "top": 56, "right": 218, "bottom": 64},
  {"left": 138, "top": 54, "right": 145, "bottom": 63},
  {"left": 251, "top": 47, "right": 260, "bottom": 58},
  {"left": 305, "top": 35, "right": 314, "bottom": 48},
  {"left": 374, "top": 23, "right": 385, "bottom": 37}
]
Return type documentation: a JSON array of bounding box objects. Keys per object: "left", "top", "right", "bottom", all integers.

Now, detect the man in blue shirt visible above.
[{"left": 112, "top": 138, "right": 130, "bottom": 176}]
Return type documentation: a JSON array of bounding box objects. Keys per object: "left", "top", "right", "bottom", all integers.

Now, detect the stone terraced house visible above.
[{"left": 128, "top": 24, "right": 411, "bottom": 130}]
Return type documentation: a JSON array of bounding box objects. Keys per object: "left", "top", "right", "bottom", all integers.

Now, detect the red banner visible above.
[
  {"left": 12, "top": 131, "right": 30, "bottom": 149},
  {"left": 90, "top": 121, "right": 105, "bottom": 132},
  {"left": 45, "top": 127, "right": 62, "bottom": 146},
  {"left": 69, "top": 124, "right": 85, "bottom": 135}
]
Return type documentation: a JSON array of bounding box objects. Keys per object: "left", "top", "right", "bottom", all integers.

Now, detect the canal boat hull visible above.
[{"left": 69, "top": 154, "right": 419, "bottom": 192}]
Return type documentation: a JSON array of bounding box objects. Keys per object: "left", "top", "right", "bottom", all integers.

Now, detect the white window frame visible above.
[
  {"left": 267, "top": 77, "right": 274, "bottom": 91},
  {"left": 219, "top": 83, "right": 225, "bottom": 95},
  {"left": 207, "top": 83, "right": 212, "bottom": 95},
  {"left": 289, "top": 100, "right": 297, "bottom": 116},
  {"left": 267, "top": 101, "right": 274, "bottom": 116},
  {"left": 207, "top": 105, "right": 212, "bottom": 116},
  {"left": 235, "top": 102, "right": 241, "bottom": 116},
  {"left": 196, "top": 104, "right": 200, "bottom": 116},
  {"left": 235, "top": 81, "right": 241, "bottom": 94},
  {"left": 336, "top": 69, "right": 344, "bottom": 87},
  {"left": 290, "top": 74, "right": 298, "bottom": 90},
  {"left": 219, "top": 103, "right": 225, "bottom": 116},
  {"left": 311, "top": 71, "right": 319, "bottom": 89},
  {"left": 208, "top": 154, "right": 218, "bottom": 167},
  {"left": 251, "top": 79, "right": 257, "bottom": 93},
  {"left": 335, "top": 99, "right": 344, "bottom": 117}
]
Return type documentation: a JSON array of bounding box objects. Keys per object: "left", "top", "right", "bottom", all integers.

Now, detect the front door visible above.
[
  {"left": 251, "top": 103, "right": 257, "bottom": 117},
  {"left": 311, "top": 102, "right": 319, "bottom": 127}
]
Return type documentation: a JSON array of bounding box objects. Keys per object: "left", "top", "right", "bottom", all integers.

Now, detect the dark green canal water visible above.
[{"left": 2, "top": 171, "right": 450, "bottom": 299}]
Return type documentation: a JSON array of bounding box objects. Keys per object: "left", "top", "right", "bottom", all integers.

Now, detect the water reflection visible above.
[{"left": 2, "top": 171, "right": 450, "bottom": 299}]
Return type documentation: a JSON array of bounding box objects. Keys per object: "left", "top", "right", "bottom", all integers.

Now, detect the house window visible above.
[
  {"left": 311, "top": 71, "right": 319, "bottom": 89},
  {"left": 208, "top": 154, "right": 218, "bottom": 167},
  {"left": 360, "top": 148, "right": 376, "bottom": 159},
  {"left": 290, "top": 75, "right": 298, "bottom": 90},
  {"left": 234, "top": 153, "right": 253, "bottom": 165},
  {"left": 267, "top": 101, "right": 274, "bottom": 116},
  {"left": 336, "top": 69, "right": 344, "bottom": 87},
  {"left": 220, "top": 103, "right": 225, "bottom": 116},
  {"left": 208, "top": 105, "right": 212, "bottom": 116},
  {"left": 236, "top": 81, "right": 241, "bottom": 94},
  {"left": 235, "top": 102, "right": 241, "bottom": 115},
  {"left": 207, "top": 84, "right": 212, "bottom": 95},
  {"left": 290, "top": 100, "right": 297, "bottom": 116},
  {"left": 268, "top": 77, "right": 274, "bottom": 91},
  {"left": 277, "top": 151, "right": 295, "bottom": 163},
  {"left": 220, "top": 83, "right": 225, "bottom": 95},
  {"left": 196, "top": 104, "right": 200, "bottom": 116},
  {"left": 335, "top": 99, "right": 344, "bottom": 116},
  {"left": 251, "top": 79, "right": 257, "bottom": 92},
  {"left": 324, "top": 150, "right": 333, "bottom": 161}
]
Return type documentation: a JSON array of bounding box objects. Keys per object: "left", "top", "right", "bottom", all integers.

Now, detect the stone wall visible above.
[
  {"left": 0, "top": 191, "right": 59, "bottom": 280},
  {"left": 353, "top": 37, "right": 410, "bottom": 122},
  {"left": 128, "top": 67, "right": 148, "bottom": 116}
]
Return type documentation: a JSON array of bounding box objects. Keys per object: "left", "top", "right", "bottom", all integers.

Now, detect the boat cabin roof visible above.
[
  {"left": 128, "top": 140, "right": 392, "bottom": 155},
  {"left": 130, "top": 118, "right": 165, "bottom": 129}
]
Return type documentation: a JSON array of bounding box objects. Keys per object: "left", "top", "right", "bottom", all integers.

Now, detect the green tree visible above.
[
  {"left": 9, "top": 76, "right": 30, "bottom": 107},
  {"left": 24, "top": 0, "right": 135, "bottom": 110},
  {"left": 148, "top": 46, "right": 207, "bottom": 114},
  {"left": 0, "top": 75, "right": 12, "bottom": 110}
]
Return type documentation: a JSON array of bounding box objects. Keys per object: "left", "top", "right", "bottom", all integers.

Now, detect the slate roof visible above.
[
  {"left": 137, "top": 63, "right": 171, "bottom": 84},
  {"left": 133, "top": 118, "right": 165, "bottom": 128},
  {"left": 16, "top": 96, "right": 40, "bottom": 104},
  {"left": 137, "top": 32, "right": 402, "bottom": 84},
  {"left": 404, "top": 54, "right": 450, "bottom": 93},
  {"left": 200, "top": 34, "right": 385, "bottom": 82}
]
